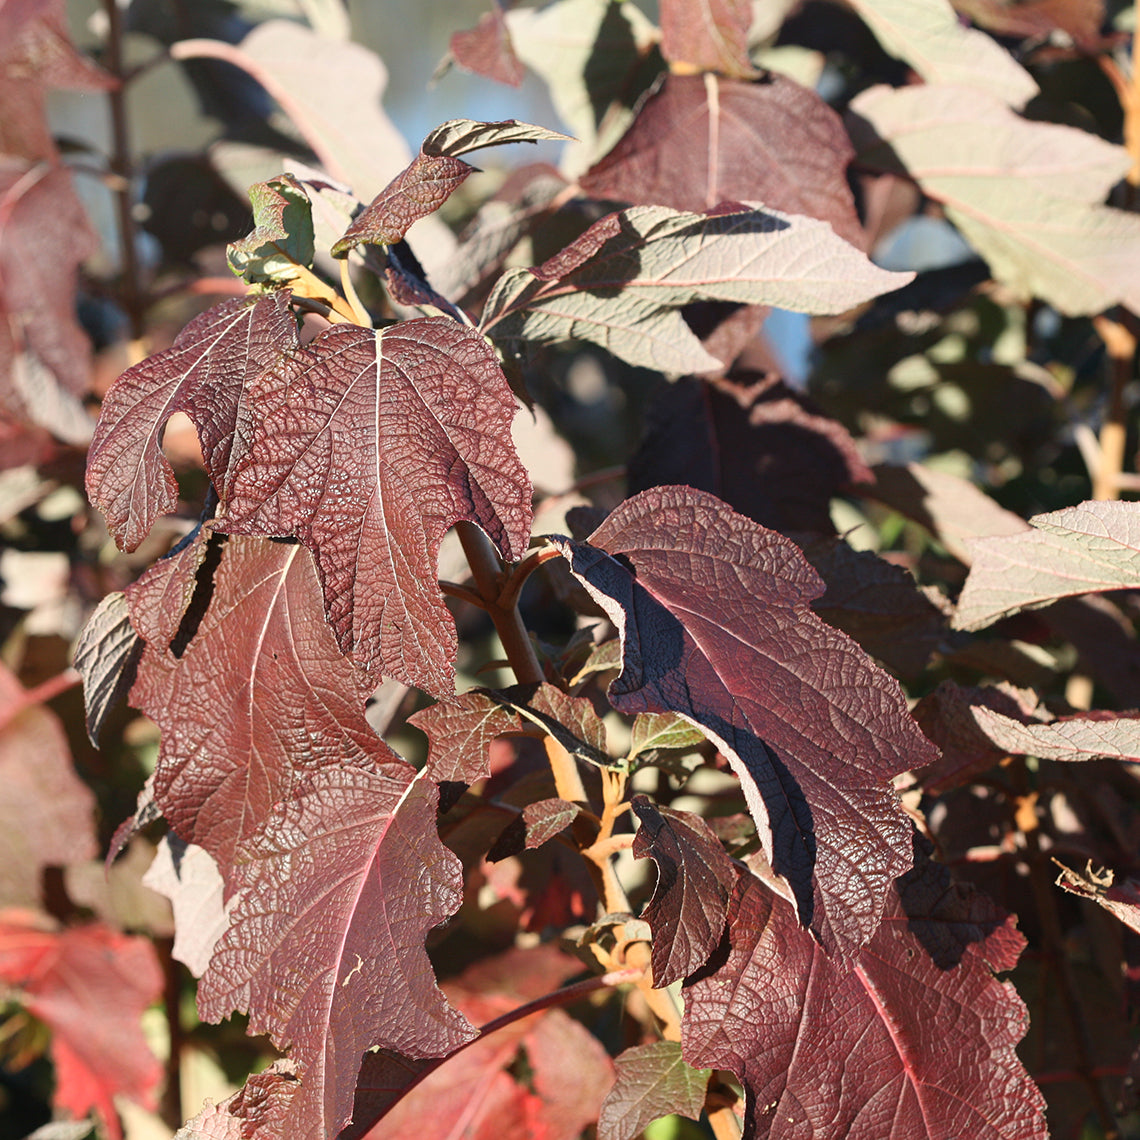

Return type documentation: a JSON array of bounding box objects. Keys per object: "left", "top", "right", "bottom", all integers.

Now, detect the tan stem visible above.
[
  {"left": 1091, "top": 315, "right": 1135, "bottom": 502},
  {"left": 708, "top": 1106, "right": 744, "bottom": 1140}
]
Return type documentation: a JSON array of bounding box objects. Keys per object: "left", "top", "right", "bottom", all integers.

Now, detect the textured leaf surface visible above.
[
  {"left": 481, "top": 206, "right": 910, "bottom": 373},
  {"left": 631, "top": 796, "right": 737, "bottom": 985},
  {"left": 422, "top": 118, "right": 572, "bottom": 158},
  {"left": 579, "top": 73, "right": 865, "bottom": 248},
  {"left": 198, "top": 769, "right": 476, "bottom": 1138},
  {"left": 220, "top": 316, "right": 532, "bottom": 691},
  {"left": 629, "top": 373, "right": 872, "bottom": 535},
  {"left": 555, "top": 486, "right": 934, "bottom": 957},
  {"left": 126, "top": 532, "right": 406, "bottom": 873},
  {"left": 628, "top": 712, "right": 706, "bottom": 762},
  {"left": 450, "top": 7, "right": 525, "bottom": 87},
  {"left": 73, "top": 591, "right": 143, "bottom": 746},
  {"left": 226, "top": 175, "right": 315, "bottom": 283},
  {"left": 599, "top": 1041, "right": 711, "bottom": 1140},
  {"left": 86, "top": 293, "right": 293, "bottom": 552},
  {"left": 0, "top": 662, "right": 97, "bottom": 908},
  {"left": 682, "top": 863, "right": 1046, "bottom": 1138},
  {"left": 955, "top": 500, "right": 1140, "bottom": 630},
  {"left": 849, "top": 84, "right": 1140, "bottom": 314},
  {"left": 0, "top": 911, "right": 162, "bottom": 1140},
  {"left": 410, "top": 682, "right": 608, "bottom": 784},
  {"left": 659, "top": 0, "right": 756, "bottom": 78},
  {"left": 847, "top": 0, "right": 1037, "bottom": 107},
  {"left": 970, "top": 705, "right": 1140, "bottom": 763}
]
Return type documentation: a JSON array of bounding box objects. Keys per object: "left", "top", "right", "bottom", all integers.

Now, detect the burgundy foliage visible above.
[{"left": 449, "top": 5, "right": 525, "bottom": 87}]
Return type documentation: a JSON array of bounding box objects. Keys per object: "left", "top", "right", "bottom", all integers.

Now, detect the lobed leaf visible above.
[
  {"left": 847, "top": 0, "right": 1038, "bottom": 107},
  {"left": 579, "top": 73, "right": 865, "bottom": 248},
  {"left": 0, "top": 911, "right": 162, "bottom": 1140},
  {"left": 598, "top": 1041, "right": 711, "bottom": 1140},
  {"left": 631, "top": 796, "right": 738, "bottom": 985},
  {"left": 849, "top": 84, "right": 1140, "bottom": 315},
  {"left": 954, "top": 499, "right": 1140, "bottom": 631},
  {"left": 682, "top": 861, "right": 1046, "bottom": 1138},
  {"left": 481, "top": 205, "right": 912, "bottom": 374},
  {"left": 126, "top": 531, "right": 409, "bottom": 873},
  {"left": 198, "top": 769, "right": 476, "bottom": 1138},
  {"left": 554, "top": 486, "right": 935, "bottom": 958}
]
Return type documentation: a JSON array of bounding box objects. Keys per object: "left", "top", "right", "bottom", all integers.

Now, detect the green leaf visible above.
[
  {"left": 849, "top": 84, "right": 1140, "bottom": 315},
  {"left": 481, "top": 205, "right": 913, "bottom": 373},
  {"left": 847, "top": 0, "right": 1037, "bottom": 108},
  {"left": 598, "top": 1042, "right": 711, "bottom": 1140},
  {"left": 628, "top": 712, "right": 707, "bottom": 763},
  {"left": 227, "top": 175, "right": 315, "bottom": 284}
]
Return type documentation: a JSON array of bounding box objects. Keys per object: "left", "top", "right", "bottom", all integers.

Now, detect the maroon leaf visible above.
[
  {"left": 631, "top": 795, "right": 738, "bottom": 985},
  {"left": 126, "top": 531, "right": 406, "bottom": 874},
  {"left": 488, "top": 797, "right": 582, "bottom": 860},
  {"left": 199, "top": 768, "right": 476, "bottom": 1138},
  {"left": 599, "top": 1041, "right": 711, "bottom": 1140},
  {"left": 450, "top": 5, "right": 525, "bottom": 87},
  {"left": 579, "top": 73, "right": 865, "bottom": 249},
  {"left": 410, "top": 682, "right": 608, "bottom": 784},
  {"left": 0, "top": 163, "right": 98, "bottom": 444},
  {"left": 629, "top": 373, "right": 872, "bottom": 536},
  {"left": 682, "top": 862, "right": 1046, "bottom": 1138},
  {"left": 554, "top": 486, "right": 935, "bottom": 958},
  {"left": 659, "top": 0, "right": 758, "bottom": 79},
  {"left": 86, "top": 293, "right": 293, "bottom": 553},
  {"left": 0, "top": 662, "right": 97, "bottom": 908},
  {"left": 0, "top": 910, "right": 162, "bottom": 1140},
  {"left": 220, "top": 316, "right": 532, "bottom": 692}
]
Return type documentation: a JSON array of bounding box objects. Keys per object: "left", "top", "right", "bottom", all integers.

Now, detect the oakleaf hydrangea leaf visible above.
[
  {"left": 598, "top": 1041, "right": 711, "bottom": 1140},
  {"left": 227, "top": 174, "right": 316, "bottom": 284},
  {"left": 554, "top": 486, "right": 935, "bottom": 958},
  {"left": 658, "top": 0, "right": 757, "bottom": 79}
]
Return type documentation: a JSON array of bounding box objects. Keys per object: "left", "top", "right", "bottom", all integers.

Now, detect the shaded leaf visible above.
[
  {"left": 598, "top": 1040, "right": 711, "bottom": 1140},
  {"left": 73, "top": 591, "right": 142, "bottom": 746},
  {"left": 220, "top": 316, "right": 532, "bottom": 691},
  {"left": 1055, "top": 864, "right": 1140, "bottom": 935},
  {"left": 953, "top": 0, "right": 1105, "bottom": 50},
  {"left": 86, "top": 293, "right": 293, "bottom": 553},
  {"left": 488, "top": 797, "right": 582, "bottom": 861},
  {"left": 631, "top": 796, "right": 738, "bottom": 985},
  {"left": 628, "top": 712, "right": 707, "bottom": 762},
  {"left": 64, "top": 838, "right": 173, "bottom": 939},
  {"left": 0, "top": 911, "right": 162, "bottom": 1140},
  {"left": 629, "top": 373, "right": 872, "bottom": 534},
  {"left": 555, "top": 486, "right": 934, "bottom": 958},
  {"left": 481, "top": 205, "right": 911, "bottom": 374},
  {"left": 0, "top": 662, "right": 97, "bottom": 908},
  {"left": 862, "top": 462, "right": 1028, "bottom": 565},
  {"left": 579, "top": 73, "right": 865, "bottom": 249},
  {"left": 954, "top": 500, "right": 1140, "bottom": 631},
  {"left": 226, "top": 174, "right": 316, "bottom": 284},
  {"left": 848, "top": 0, "right": 1037, "bottom": 107},
  {"left": 126, "top": 531, "right": 406, "bottom": 873},
  {"left": 912, "top": 681, "right": 1044, "bottom": 795},
  {"left": 142, "top": 836, "right": 231, "bottom": 978},
  {"left": 198, "top": 769, "right": 476, "bottom": 1138},
  {"left": 682, "top": 863, "right": 1046, "bottom": 1138},
  {"left": 659, "top": 0, "right": 757, "bottom": 79},
  {"left": 449, "top": 6, "right": 525, "bottom": 87},
  {"left": 802, "top": 538, "right": 951, "bottom": 681},
  {"left": 849, "top": 84, "right": 1140, "bottom": 315},
  {"left": 410, "top": 682, "right": 608, "bottom": 784}
]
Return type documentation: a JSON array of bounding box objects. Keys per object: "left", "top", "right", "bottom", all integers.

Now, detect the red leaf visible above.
[
  {"left": 659, "top": 0, "right": 758, "bottom": 79},
  {"left": 579, "top": 73, "right": 865, "bottom": 249},
  {"left": 86, "top": 294, "right": 293, "bottom": 553},
  {"left": 682, "top": 861, "right": 1047, "bottom": 1138},
  {"left": 599, "top": 1041, "right": 711, "bottom": 1140},
  {"left": 555, "top": 486, "right": 935, "bottom": 958},
  {"left": 0, "top": 911, "right": 162, "bottom": 1140},
  {"left": 126, "top": 531, "right": 408, "bottom": 874},
  {"left": 450, "top": 6, "right": 525, "bottom": 87},
  {"left": 198, "top": 769, "right": 476, "bottom": 1138},
  {"left": 631, "top": 796, "right": 737, "bottom": 985},
  {"left": 0, "top": 163, "right": 98, "bottom": 443},
  {"left": 220, "top": 316, "right": 531, "bottom": 692},
  {"left": 0, "top": 661, "right": 97, "bottom": 908},
  {"left": 628, "top": 373, "right": 872, "bottom": 536}
]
